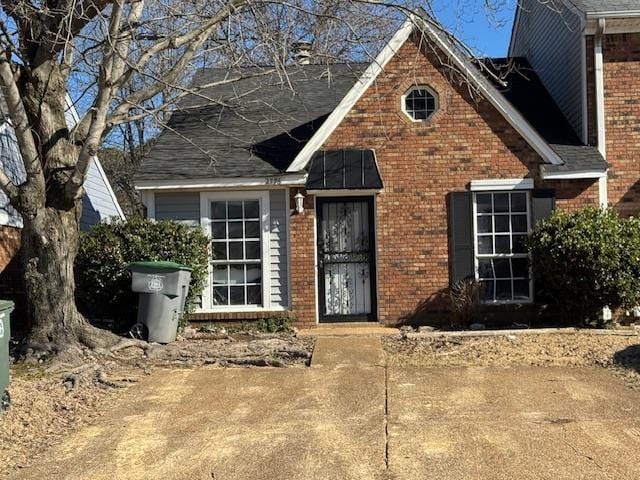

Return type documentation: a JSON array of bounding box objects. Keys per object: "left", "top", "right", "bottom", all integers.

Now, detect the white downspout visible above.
[{"left": 594, "top": 18, "right": 608, "bottom": 208}]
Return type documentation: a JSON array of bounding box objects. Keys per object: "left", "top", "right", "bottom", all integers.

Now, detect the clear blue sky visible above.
[{"left": 430, "top": 0, "right": 517, "bottom": 57}]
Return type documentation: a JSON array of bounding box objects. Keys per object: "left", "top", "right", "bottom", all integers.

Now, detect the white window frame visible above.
[
  {"left": 472, "top": 190, "right": 533, "bottom": 304},
  {"left": 200, "top": 191, "right": 272, "bottom": 312},
  {"left": 401, "top": 85, "right": 439, "bottom": 122}
]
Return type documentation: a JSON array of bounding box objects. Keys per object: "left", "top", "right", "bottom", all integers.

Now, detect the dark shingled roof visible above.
[
  {"left": 566, "top": 0, "right": 640, "bottom": 13},
  {"left": 136, "top": 64, "right": 366, "bottom": 181},
  {"left": 480, "top": 57, "right": 607, "bottom": 174}
]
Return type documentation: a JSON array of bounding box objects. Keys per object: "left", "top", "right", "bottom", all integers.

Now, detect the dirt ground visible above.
[
  {"left": 0, "top": 330, "right": 314, "bottom": 477},
  {"left": 383, "top": 332, "right": 640, "bottom": 388}
]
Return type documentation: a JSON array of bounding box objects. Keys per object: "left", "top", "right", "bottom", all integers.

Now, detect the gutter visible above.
[{"left": 594, "top": 18, "right": 608, "bottom": 208}]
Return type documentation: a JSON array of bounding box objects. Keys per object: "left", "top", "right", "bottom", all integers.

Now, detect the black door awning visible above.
[{"left": 306, "top": 150, "right": 383, "bottom": 190}]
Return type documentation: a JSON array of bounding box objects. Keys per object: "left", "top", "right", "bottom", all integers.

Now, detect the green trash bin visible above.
[
  {"left": 0, "top": 300, "right": 14, "bottom": 411},
  {"left": 127, "top": 262, "right": 192, "bottom": 344}
]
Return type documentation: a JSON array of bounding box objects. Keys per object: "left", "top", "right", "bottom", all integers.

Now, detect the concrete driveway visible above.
[{"left": 11, "top": 338, "right": 640, "bottom": 480}]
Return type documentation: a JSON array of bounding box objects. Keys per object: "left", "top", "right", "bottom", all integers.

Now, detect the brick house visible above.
[{"left": 135, "top": 1, "right": 640, "bottom": 328}]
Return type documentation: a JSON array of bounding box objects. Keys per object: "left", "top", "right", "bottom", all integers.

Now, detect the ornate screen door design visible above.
[{"left": 317, "top": 197, "right": 377, "bottom": 322}]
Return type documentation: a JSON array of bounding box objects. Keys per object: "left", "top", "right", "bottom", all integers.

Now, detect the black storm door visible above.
[{"left": 317, "top": 197, "right": 377, "bottom": 322}]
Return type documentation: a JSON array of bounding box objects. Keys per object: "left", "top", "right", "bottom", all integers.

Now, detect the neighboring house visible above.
[
  {"left": 135, "top": 2, "right": 640, "bottom": 328},
  {"left": 0, "top": 93, "right": 125, "bottom": 271}
]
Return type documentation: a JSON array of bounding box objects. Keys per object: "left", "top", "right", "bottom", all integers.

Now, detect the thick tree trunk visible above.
[{"left": 20, "top": 201, "right": 118, "bottom": 358}]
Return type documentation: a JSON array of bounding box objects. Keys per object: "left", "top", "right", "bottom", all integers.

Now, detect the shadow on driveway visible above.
[{"left": 613, "top": 343, "right": 640, "bottom": 373}]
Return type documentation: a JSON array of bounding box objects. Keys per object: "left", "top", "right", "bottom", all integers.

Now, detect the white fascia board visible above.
[
  {"left": 584, "top": 16, "right": 640, "bottom": 34},
  {"left": 541, "top": 169, "right": 607, "bottom": 180},
  {"left": 135, "top": 173, "right": 307, "bottom": 190},
  {"left": 285, "top": 18, "right": 415, "bottom": 173},
  {"left": 92, "top": 157, "right": 126, "bottom": 220},
  {"left": 417, "top": 19, "right": 564, "bottom": 166},
  {"left": 470, "top": 178, "right": 534, "bottom": 191}
]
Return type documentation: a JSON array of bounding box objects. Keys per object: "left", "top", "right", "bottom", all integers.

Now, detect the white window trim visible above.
[
  {"left": 470, "top": 178, "right": 534, "bottom": 191},
  {"left": 472, "top": 190, "right": 534, "bottom": 305},
  {"left": 401, "top": 85, "right": 439, "bottom": 123},
  {"left": 199, "top": 191, "right": 272, "bottom": 312}
]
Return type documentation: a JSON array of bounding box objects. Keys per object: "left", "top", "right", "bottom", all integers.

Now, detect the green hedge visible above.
[
  {"left": 528, "top": 208, "right": 640, "bottom": 324},
  {"left": 75, "top": 217, "right": 209, "bottom": 328}
]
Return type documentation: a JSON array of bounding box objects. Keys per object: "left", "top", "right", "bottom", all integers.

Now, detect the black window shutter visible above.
[
  {"left": 531, "top": 189, "right": 556, "bottom": 227},
  {"left": 449, "top": 192, "right": 474, "bottom": 283}
]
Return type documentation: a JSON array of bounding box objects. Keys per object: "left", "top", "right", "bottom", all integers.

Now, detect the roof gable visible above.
[{"left": 286, "top": 16, "right": 565, "bottom": 173}]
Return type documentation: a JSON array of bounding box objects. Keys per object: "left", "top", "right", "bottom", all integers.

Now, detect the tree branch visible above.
[{"left": 0, "top": 50, "right": 45, "bottom": 194}]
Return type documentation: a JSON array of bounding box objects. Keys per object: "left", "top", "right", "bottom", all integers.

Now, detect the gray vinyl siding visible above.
[
  {"left": 80, "top": 159, "right": 124, "bottom": 231},
  {"left": 154, "top": 192, "right": 201, "bottom": 228},
  {"left": 269, "top": 190, "right": 289, "bottom": 307},
  {"left": 511, "top": 0, "right": 584, "bottom": 138},
  {"left": 0, "top": 121, "right": 26, "bottom": 228}
]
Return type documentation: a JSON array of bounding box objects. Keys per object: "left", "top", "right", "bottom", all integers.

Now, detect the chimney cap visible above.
[{"left": 292, "top": 41, "right": 312, "bottom": 65}]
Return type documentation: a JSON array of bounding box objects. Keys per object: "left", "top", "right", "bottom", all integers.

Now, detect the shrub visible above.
[
  {"left": 255, "top": 316, "right": 293, "bottom": 333},
  {"left": 528, "top": 208, "right": 640, "bottom": 325},
  {"left": 75, "top": 217, "right": 209, "bottom": 329},
  {"left": 448, "top": 276, "right": 484, "bottom": 328}
]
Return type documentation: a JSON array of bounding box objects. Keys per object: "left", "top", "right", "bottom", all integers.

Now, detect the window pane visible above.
[
  {"left": 478, "top": 259, "right": 494, "bottom": 279},
  {"left": 514, "top": 280, "right": 530, "bottom": 300},
  {"left": 477, "top": 216, "right": 492, "bottom": 234},
  {"left": 212, "top": 222, "right": 226, "bottom": 240},
  {"left": 212, "top": 202, "right": 226, "bottom": 220},
  {"left": 478, "top": 236, "right": 493, "bottom": 254},
  {"left": 245, "top": 221, "right": 260, "bottom": 238},
  {"left": 511, "top": 193, "right": 527, "bottom": 212},
  {"left": 477, "top": 194, "right": 492, "bottom": 214},
  {"left": 494, "top": 193, "right": 509, "bottom": 213},
  {"left": 212, "top": 286, "right": 228, "bottom": 305},
  {"left": 512, "top": 258, "right": 529, "bottom": 278},
  {"left": 493, "top": 258, "right": 511, "bottom": 278},
  {"left": 495, "top": 236, "right": 510, "bottom": 254},
  {"left": 414, "top": 110, "right": 427, "bottom": 120},
  {"left": 228, "top": 201, "right": 243, "bottom": 219},
  {"left": 246, "top": 265, "right": 262, "bottom": 284},
  {"left": 212, "top": 266, "right": 227, "bottom": 285},
  {"left": 245, "top": 201, "right": 260, "bottom": 218},
  {"left": 229, "top": 264, "right": 245, "bottom": 284},
  {"left": 482, "top": 280, "right": 495, "bottom": 301},
  {"left": 247, "top": 285, "right": 262, "bottom": 305},
  {"left": 213, "top": 242, "right": 227, "bottom": 260},
  {"left": 229, "top": 286, "right": 245, "bottom": 305},
  {"left": 229, "top": 242, "right": 243, "bottom": 260},
  {"left": 512, "top": 215, "right": 528, "bottom": 233},
  {"left": 228, "top": 221, "right": 243, "bottom": 239},
  {"left": 414, "top": 97, "right": 426, "bottom": 111},
  {"left": 513, "top": 235, "right": 528, "bottom": 254},
  {"left": 496, "top": 280, "right": 512, "bottom": 300},
  {"left": 495, "top": 216, "right": 510, "bottom": 233},
  {"left": 245, "top": 241, "right": 261, "bottom": 260}
]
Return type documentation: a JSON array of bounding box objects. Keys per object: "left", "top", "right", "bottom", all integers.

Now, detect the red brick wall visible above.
[
  {"left": 602, "top": 33, "right": 640, "bottom": 216},
  {"left": 287, "top": 37, "right": 599, "bottom": 326},
  {"left": 0, "top": 226, "right": 21, "bottom": 273}
]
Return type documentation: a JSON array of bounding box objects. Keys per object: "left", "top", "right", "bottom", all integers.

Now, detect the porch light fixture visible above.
[{"left": 294, "top": 191, "right": 305, "bottom": 214}]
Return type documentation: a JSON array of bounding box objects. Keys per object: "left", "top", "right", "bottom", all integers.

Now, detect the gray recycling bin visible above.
[
  {"left": 0, "top": 300, "right": 14, "bottom": 411},
  {"left": 128, "top": 262, "right": 192, "bottom": 344}
]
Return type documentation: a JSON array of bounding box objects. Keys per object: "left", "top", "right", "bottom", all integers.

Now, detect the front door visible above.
[{"left": 317, "top": 197, "right": 377, "bottom": 322}]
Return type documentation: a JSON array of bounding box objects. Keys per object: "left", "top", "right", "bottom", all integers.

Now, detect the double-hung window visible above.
[
  {"left": 210, "top": 199, "right": 263, "bottom": 307},
  {"left": 474, "top": 191, "right": 532, "bottom": 302}
]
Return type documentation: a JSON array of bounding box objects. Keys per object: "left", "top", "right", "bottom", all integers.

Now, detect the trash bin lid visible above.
[
  {"left": 0, "top": 300, "right": 14, "bottom": 312},
  {"left": 127, "top": 261, "right": 193, "bottom": 272}
]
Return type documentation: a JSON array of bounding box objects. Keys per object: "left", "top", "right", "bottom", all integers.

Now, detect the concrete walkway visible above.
[{"left": 11, "top": 341, "right": 640, "bottom": 480}]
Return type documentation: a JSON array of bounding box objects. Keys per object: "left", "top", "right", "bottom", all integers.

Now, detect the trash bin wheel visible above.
[
  {"left": 129, "top": 323, "right": 149, "bottom": 341},
  {"left": 1, "top": 390, "right": 10, "bottom": 412}
]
